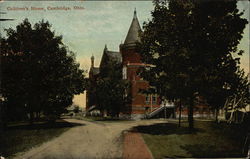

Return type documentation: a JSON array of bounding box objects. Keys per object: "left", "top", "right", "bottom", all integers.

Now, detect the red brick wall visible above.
[
  {"left": 121, "top": 47, "right": 141, "bottom": 64},
  {"left": 121, "top": 46, "right": 161, "bottom": 115}
]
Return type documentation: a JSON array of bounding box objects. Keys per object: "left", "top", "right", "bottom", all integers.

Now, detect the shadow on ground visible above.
[
  {"left": 178, "top": 144, "right": 245, "bottom": 158},
  {"left": 131, "top": 122, "right": 204, "bottom": 135},
  {"left": 7, "top": 119, "right": 85, "bottom": 130},
  {"left": 0, "top": 119, "right": 84, "bottom": 158}
]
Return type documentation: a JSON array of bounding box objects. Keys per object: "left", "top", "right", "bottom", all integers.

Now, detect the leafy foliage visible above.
[
  {"left": 1, "top": 19, "right": 86, "bottom": 122},
  {"left": 95, "top": 60, "right": 130, "bottom": 117},
  {"left": 139, "top": 0, "right": 248, "bottom": 128}
]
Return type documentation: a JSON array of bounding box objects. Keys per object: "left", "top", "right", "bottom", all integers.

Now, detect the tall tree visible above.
[
  {"left": 223, "top": 69, "right": 250, "bottom": 123},
  {"left": 1, "top": 19, "right": 86, "bottom": 123},
  {"left": 139, "top": 0, "right": 248, "bottom": 129},
  {"left": 95, "top": 61, "right": 130, "bottom": 117}
]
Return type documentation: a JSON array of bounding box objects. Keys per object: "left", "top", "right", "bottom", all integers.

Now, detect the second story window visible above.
[
  {"left": 145, "top": 94, "right": 157, "bottom": 105},
  {"left": 152, "top": 95, "right": 157, "bottom": 104},
  {"left": 122, "top": 66, "right": 127, "bottom": 79},
  {"left": 146, "top": 95, "right": 150, "bottom": 104}
]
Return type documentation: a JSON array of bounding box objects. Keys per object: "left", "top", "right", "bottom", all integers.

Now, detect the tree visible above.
[
  {"left": 139, "top": 0, "right": 248, "bottom": 129},
  {"left": 1, "top": 19, "right": 86, "bottom": 123},
  {"left": 223, "top": 69, "right": 250, "bottom": 123},
  {"left": 201, "top": 66, "right": 250, "bottom": 123},
  {"left": 95, "top": 61, "right": 130, "bottom": 118},
  {"left": 73, "top": 105, "right": 80, "bottom": 114}
]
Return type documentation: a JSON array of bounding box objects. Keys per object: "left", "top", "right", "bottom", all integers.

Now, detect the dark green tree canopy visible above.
[
  {"left": 95, "top": 60, "right": 130, "bottom": 117},
  {"left": 1, "top": 19, "right": 86, "bottom": 121},
  {"left": 139, "top": 0, "right": 249, "bottom": 128}
]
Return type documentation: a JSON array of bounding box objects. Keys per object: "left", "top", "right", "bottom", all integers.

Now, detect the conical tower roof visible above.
[{"left": 124, "top": 8, "right": 141, "bottom": 45}]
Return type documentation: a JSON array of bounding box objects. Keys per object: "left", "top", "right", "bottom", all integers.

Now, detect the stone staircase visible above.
[{"left": 146, "top": 106, "right": 166, "bottom": 119}]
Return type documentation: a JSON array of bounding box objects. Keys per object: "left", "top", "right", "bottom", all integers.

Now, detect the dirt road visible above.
[{"left": 13, "top": 119, "right": 165, "bottom": 159}]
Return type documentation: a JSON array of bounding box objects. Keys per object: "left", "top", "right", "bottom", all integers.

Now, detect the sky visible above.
[{"left": 0, "top": 1, "right": 249, "bottom": 108}]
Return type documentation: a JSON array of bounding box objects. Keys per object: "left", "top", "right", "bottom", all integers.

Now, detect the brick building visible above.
[
  {"left": 86, "top": 9, "right": 214, "bottom": 119},
  {"left": 86, "top": 10, "right": 161, "bottom": 119},
  {"left": 119, "top": 9, "right": 161, "bottom": 119}
]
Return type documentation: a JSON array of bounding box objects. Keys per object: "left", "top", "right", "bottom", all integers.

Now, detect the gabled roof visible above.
[
  {"left": 100, "top": 45, "right": 122, "bottom": 69},
  {"left": 105, "top": 50, "right": 122, "bottom": 63},
  {"left": 124, "top": 9, "right": 141, "bottom": 45}
]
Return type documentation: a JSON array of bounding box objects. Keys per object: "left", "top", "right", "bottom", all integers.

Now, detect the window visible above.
[
  {"left": 152, "top": 95, "right": 157, "bottom": 104},
  {"left": 122, "top": 66, "right": 127, "bottom": 79},
  {"left": 145, "top": 94, "right": 157, "bottom": 105},
  {"left": 124, "top": 89, "right": 128, "bottom": 97},
  {"left": 146, "top": 95, "right": 150, "bottom": 104}
]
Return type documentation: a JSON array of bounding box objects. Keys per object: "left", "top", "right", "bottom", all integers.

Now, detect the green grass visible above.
[
  {"left": 135, "top": 120, "right": 249, "bottom": 159},
  {"left": 0, "top": 120, "right": 82, "bottom": 158}
]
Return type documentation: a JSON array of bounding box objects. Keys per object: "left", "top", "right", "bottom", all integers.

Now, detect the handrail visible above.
[{"left": 147, "top": 106, "right": 165, "bottom": 118}]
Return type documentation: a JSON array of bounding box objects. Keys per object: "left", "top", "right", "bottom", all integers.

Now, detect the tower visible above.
[
  {"left": 87, "top": 54, "right": 99, "bottom": 111},
  {"left": 119, "top": 9, "right": 160, "bottom": 119},
  {"left": 86, "top": 9, "right": 161, "bottom": 119},
  {"left": 120, "top": 8, "right": 142, "bottom": 64},
  {"left": 91, "top": 55, "right": 94, "bottom": 68}
]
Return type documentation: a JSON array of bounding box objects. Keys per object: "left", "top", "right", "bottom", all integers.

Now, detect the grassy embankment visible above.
[
  {"left": 135, "top": 120, "right": 249, "bottom": 158},
  {"left": 0, "top": 120, "right": 82, "bottom": 158}
]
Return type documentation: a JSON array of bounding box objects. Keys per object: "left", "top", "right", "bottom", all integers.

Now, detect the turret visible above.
[
  {"left": 120, "top": 8, "right": 142, "bottom": 64},
  {"left": 104, "top": 44, "right": 108, "bottom": 52},
  {"left": 123, "top": 8, "right": 141, "bottom": 48},
  {"left": 91, "top": 55, "right": 94, "bottom": 68}
]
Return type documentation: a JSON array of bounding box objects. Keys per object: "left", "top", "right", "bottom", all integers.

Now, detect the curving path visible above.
[{"left": 13, "top": 118, "right": 165, "bottom": 159}]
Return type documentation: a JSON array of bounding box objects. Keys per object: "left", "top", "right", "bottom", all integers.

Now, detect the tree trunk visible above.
[
  {"left": 215, "top": 108, "right": 219, "bottom": 123},
  {"left": 188, "top": 96, "right": 194, "bottom": 130},
  {"left": 29, "top": 111, "right": 34, "bottom": 125},
  {"left": 36, "top": 112, "right": 39, "bottom": 120},
  {"left": 178, "top": 99, "right": 182, "bottom": 127},
  {"left": 100, "top": 109, "right": 104, "bottom": 117},
  {"left": 0, "top": 104, "right": 7, "bottom": 132}
]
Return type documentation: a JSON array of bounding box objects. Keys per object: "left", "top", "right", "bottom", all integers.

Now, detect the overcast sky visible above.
[{"left": 0, "top": 1, "right": 249, "bottom": 108}]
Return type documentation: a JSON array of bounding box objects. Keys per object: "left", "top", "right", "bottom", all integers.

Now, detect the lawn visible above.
[
  {"left": 0, "top": 120, "right": 81, "bottom": 158},
  {"left": 135, "top": 120, "right": 249, "bottom": 159}
]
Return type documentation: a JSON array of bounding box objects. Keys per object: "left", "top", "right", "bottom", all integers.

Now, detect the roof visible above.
[
  {"left": 105, "top": 50, "right": 122, "bottom": 63},
  {"left": 90, "top": 67, "right": 100, "bottom": 75},
  {"left": 124, "top": 9, "right": 141, "bottom": 46},
  {"left": 100, "top": 45, "right": 122, "bottom": 69}
]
